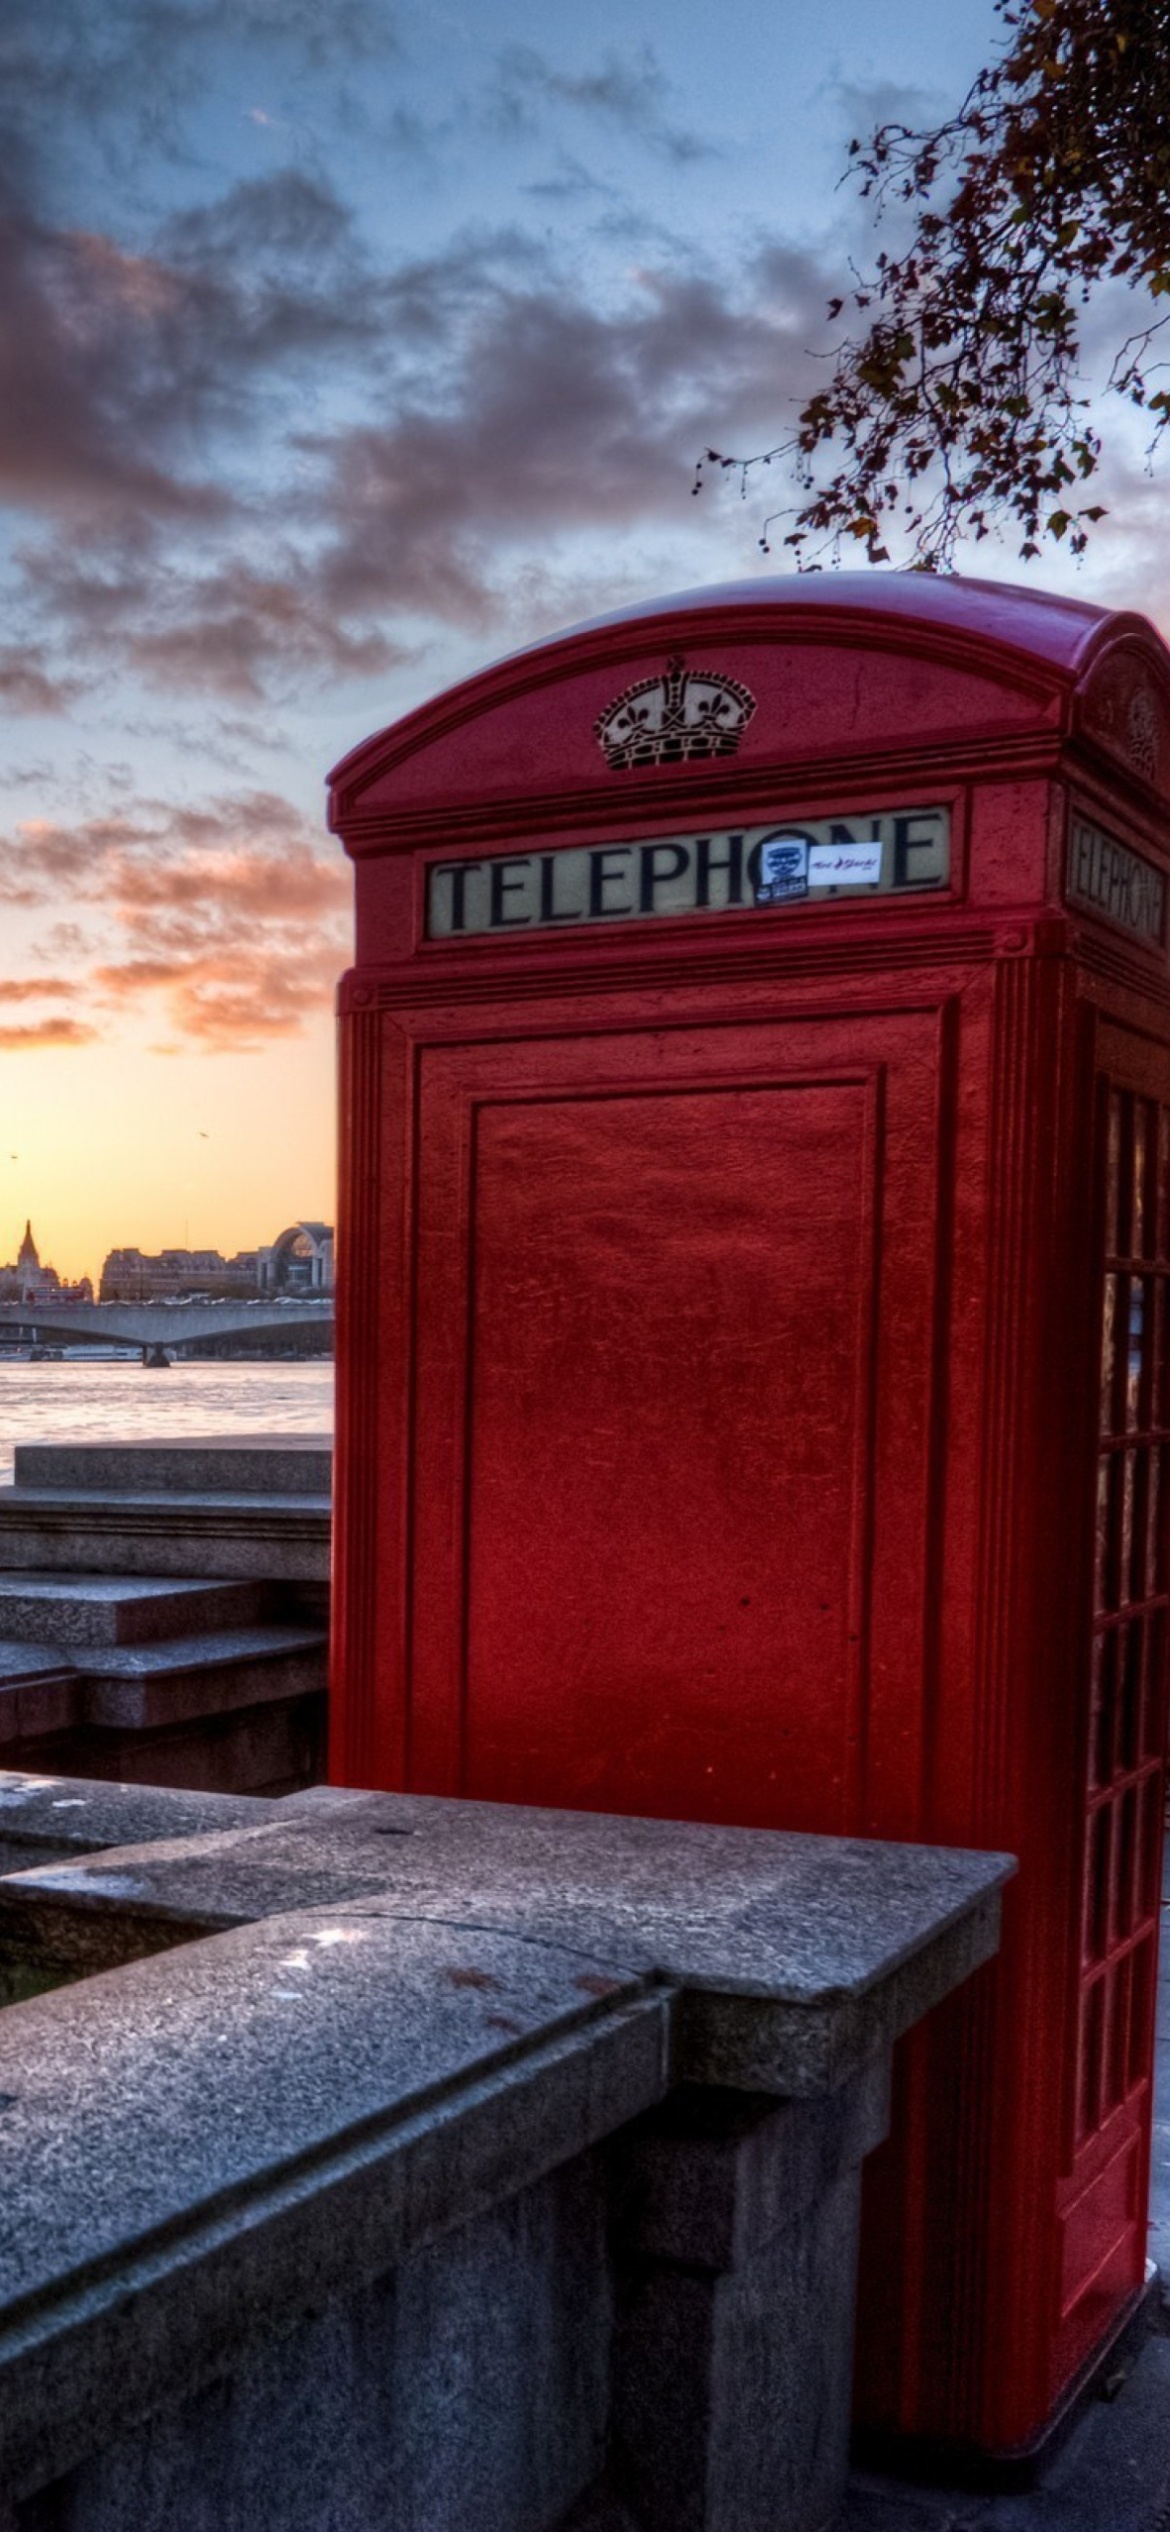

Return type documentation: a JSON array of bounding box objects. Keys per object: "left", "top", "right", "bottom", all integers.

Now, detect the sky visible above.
[{"left": 0, "top": 0, "right": 1163, "bottom": 1280}]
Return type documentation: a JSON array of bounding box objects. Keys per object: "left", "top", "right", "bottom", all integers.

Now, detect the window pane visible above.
[{"left": 1101, "top": 1273, "right": 1119, "bottom": 1436}]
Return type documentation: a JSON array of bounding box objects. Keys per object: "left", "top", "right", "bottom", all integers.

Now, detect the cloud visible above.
[
  {"left": 0, "top": 167, "right": 395, "bottom": 531},
  {"left": 113, "top": 840, "right": 348, "bottom": 921},
  {"left": 21, "top": 532, "right": 402, "bottom": 706},
  {"left": 0, "top": 0, "right": 399, "bottom": 169},
  {"left": 0, "top": 211, "right": 232, "bottom": 525},
  {"left": 161, "top": 169, "right": 353, "bottom": 266},
  {"left": 0, "top": 1019, "right": 96, "bottom": 1048},
  {"left": 0, "top": 788, "right": 345, "bottom": 899},
  {"left": 32, "top": 921, "right": 93, "bottom": 961},
  {"left": 0, "top": 975, "right": 78, "bottom": 1002},
  {"left": 0, "top": 647, "right": 80, "bottom": 713},
  {"left": 826, "top": 76, "right": 963, "bottom": 143},
  {"left": 493, "top": 43, "right": 715, "bottom": 165},
  {"left": 122, "top": 564, "right": 406, "bottom": 700},
  {"left": 0, "top": 809, "right": 162, "bottom": 901},
  {"left": 0, "top": 789, "right": 350, "bottom": 1050},
  {"left": 11, "top": 219, "right": 833, "bottom": 685},
  {"left": 93, "top": 937, "right": 342, "bottom": 1046},
  {"left": 0, "top": 9, "right": 833, "bottom": 726},
  {"left": 306, "top": 246, "right": 834, "bottom": 626},
  {"left": 521, "top": 158, "right": 623, "bottom": 207}
]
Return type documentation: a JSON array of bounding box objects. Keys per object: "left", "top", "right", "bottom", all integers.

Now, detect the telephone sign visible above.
[{"left": 425, "top": 804, "right": 949, "bottom": 937}]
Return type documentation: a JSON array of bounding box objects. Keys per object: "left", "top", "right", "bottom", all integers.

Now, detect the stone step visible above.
[
  {"left": 12, "top": 1438, "right": 332, "bottom": 1497},
  {"left": 0, "top": 1491, "right": 330, "bottom": 1584},
  {"left": 76, "top": 1623, "right": 327, "bottom": 1730},
  {"left": 0, "top": 1621, "right": 328, "bottom": 1741},
  {"left": 0, "top": 1574, "right": 268, "bottom": 1648},
  {"left": 0, "top": 1644, "right": 80, "bottom": 1749}
]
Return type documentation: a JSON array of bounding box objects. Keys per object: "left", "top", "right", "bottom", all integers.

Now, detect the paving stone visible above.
[{"left": 839, "top": 2333, "right": 1170, "bottom": 2530}]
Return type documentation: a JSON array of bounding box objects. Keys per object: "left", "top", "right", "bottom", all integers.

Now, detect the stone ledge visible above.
[
  {"left": 0, "top": 1916, "right": 668, "bottom": 2498},
  {"left": 12, "top": 1440, "right": 332, "bottom": 1497},
  {"left": 0, "top": 1780, "right": 1014, "bottom": 2095},
  {"left": 0, "top": 1773, "right": 284, "bottom": 1874},
  {"left": 0, "top": 1772, "right": 1015, "bottom": 2531}
]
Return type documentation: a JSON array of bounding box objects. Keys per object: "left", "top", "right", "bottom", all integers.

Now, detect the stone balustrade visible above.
[{"left": 0, "top": 1772, "right": 1011, "bottom": 2532}]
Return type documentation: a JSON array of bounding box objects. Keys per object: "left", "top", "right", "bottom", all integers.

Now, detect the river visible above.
[{"left": 0, "top": 1358, "right": 333, "bottom": 1485}]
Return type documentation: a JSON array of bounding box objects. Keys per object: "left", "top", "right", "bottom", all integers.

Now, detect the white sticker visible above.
[{"left": 808, "top": 839, "right": 883, "bottom": 886}]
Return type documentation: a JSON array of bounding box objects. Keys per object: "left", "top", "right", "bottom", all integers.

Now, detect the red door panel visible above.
[{"left": 406, "top": 1010, "right": 944, "bottom": 1834}]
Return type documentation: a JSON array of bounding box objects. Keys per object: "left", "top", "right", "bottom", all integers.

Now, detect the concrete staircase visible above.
[{"left": 0, "top": 1442, "right": 331, "bottom": 1795}]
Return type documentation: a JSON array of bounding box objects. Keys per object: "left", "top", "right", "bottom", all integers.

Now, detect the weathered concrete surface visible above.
[
  {"left": 611, "top": 2067, "right": 891, "bottom": 2532},
  {"left": 0, "top": 1648, "right": 77, "bottom": 1749},
  {"left": 0, "top": 1770, "right": 1011, "bottom": 2532},
  {"left": 0, "top": 1786, "right": 1013, "bottom": 2093},
  {"left": 12, "top": 1440, "right": 332, "bottom": 1497},
  {"left": 0, "top": 1771, "right": 283, "bottom": 1871},
  {"left": 0, "top": 1907, "right": 668, "bottom": 2505},
  {"left": 16, "top": 2154, "right": 615, "bottom": 2532}
]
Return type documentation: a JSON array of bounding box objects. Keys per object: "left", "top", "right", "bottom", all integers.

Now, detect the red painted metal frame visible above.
[{"left": 328, "top": 572, "right": 1170, "bottom": 2457}]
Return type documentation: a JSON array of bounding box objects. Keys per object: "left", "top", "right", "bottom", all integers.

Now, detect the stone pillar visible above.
[{"left": 609, "top": 2060, "right": 890, "bottom": 2532}]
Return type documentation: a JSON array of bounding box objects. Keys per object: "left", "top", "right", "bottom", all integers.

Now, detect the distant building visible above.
[
  {"left": 256, "top": 1223, "right": 334, "bottom": 1295},
  {"left": 99, "top": 1247, "right": 260, "bottom": 1302},
  {"left": 0, "top": 1222, "right": 92, "bottom": 1307},
  {"left": 98, "top": 1226, "right": 333, "bottom": 1302}
]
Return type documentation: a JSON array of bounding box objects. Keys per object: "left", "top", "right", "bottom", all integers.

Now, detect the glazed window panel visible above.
[
  {"left": 1100, "top": 1274, "right": 1120, "bottom": 1434},
  {"left": 1076, "top": 1082, "right": 1170, "bottom": 2155},
  {"left": 1147, "top": 1611, "right": 1170, "bottom": 1757}
]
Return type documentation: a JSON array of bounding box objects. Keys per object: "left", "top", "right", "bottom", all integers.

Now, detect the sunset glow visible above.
[{"left": 2, "top": 0, "right": 1165, "bottom": 1280}]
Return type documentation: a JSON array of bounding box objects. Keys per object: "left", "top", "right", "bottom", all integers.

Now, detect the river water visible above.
[{"left": 0, "top": 1359, "right": 334, "bottom": 1485}]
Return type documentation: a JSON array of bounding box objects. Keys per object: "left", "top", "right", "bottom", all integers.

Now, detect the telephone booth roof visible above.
[{"left": 328, "top": 571, "right": 1170, "bottom": 836}]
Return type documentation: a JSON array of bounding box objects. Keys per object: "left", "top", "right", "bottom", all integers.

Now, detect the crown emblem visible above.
[
  {"left": 1128, "top": 686, "right": 1160, "bottom": 782},
  {"left": 594, "top": 656, "right": 756, "bottom": 772}
]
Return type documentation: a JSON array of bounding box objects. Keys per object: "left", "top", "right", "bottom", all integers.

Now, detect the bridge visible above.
[{"left": 0, "top": 1299, "right": 333, "bottom": 1363}]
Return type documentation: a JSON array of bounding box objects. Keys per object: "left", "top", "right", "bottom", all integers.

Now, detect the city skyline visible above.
[
  {"left": 4, "top": 0, "right": 1169, "bottom": 1278},
  {"left": 0, "top": 1216, "right": 333, "bottom": 1294}
]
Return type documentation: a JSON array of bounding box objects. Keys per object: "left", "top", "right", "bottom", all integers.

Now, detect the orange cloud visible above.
[
  {"left": 93, "top": 937, "right": 342, "bottom": 1048},
  {"left": 0, "top": 976, "right": 78, "bottom": 1002},
  {"left": 0, "top": 789, "right": 351, "bottom": 1051},
  {"left": 112, "top": 843, "right": 348, "bottom": 920},
  {"left": 0, "top": 1018, "right": 97, "bottom": 1048}
]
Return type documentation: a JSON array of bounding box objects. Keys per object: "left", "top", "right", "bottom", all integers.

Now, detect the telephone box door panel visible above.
[{"left": 405, "top": 1006, "right": 947, "bottom": 1834}]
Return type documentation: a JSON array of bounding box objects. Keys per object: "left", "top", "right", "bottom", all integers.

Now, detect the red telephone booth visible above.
[{"left": 327, "top": 573, "right": 1170, "bottom": 2460}]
